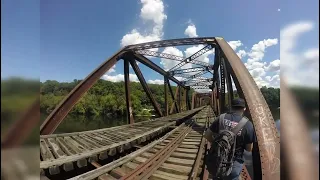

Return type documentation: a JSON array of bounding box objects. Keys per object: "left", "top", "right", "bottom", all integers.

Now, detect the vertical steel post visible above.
[
  {"left": 191, "top": 92, "right": 196, "bottom": 109},
  {"left": 219, "top": 54, "right": 226, "bottom": 113},
  {"left": 124, "top": 59, "right": 134, "bottom": 124},
  {"left": 164, "top": 76, "right": 168, "bottom": 116},
  {"left": 168, "top": 80, "right": 179, "bottom": 114},
  {"left": 178, "top": 86, "right": 181, "bottom": 112}
]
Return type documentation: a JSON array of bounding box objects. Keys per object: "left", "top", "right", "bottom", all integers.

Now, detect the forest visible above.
[{"left": 38, "top": 79, "right": 281, "bottom": 116}]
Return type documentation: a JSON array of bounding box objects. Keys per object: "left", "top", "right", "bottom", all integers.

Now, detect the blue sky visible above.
[{"left": 1, "top": 0, "right": 319, "bottom": 87}]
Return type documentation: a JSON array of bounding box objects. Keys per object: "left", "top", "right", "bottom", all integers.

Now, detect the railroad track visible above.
[
  {"left": 68, "top": 107, "right": 212, "bottom": 180},
  {"left": 40, "top": 107, "right": 204, "bottom": 176}
]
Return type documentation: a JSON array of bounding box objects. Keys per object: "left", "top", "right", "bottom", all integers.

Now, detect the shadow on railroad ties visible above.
[{"left": 183, "top": 119, "right": 205, "bottom": 135}]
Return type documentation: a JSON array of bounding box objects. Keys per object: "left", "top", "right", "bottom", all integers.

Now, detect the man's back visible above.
[{"left": 209, "top": 112, "right": 256, "bottom": 163}]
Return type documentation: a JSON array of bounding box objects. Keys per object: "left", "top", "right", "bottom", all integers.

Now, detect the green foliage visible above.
[
  {"left": 260, "top": 86, "right": 280, "bottom": 108},
  {"left": 39, "top": 79, "right": 283, "bottom": 117},
  {"left": 1, "top": 77, "right": 39, "bottom": 145},
  {"left": 40, "top": 79, "right": 174, "bottom": 116}
]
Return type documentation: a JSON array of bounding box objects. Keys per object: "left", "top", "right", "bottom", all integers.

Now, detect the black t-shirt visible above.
[{"left": 209, "top": 112, "right": 257, "bottom": 163}]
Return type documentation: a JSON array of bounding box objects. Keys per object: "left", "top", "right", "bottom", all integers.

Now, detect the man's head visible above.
[{"left": 231, "top": 98, "right": 246, "bottom": 113}]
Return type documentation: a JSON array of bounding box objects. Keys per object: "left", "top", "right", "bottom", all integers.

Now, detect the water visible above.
[{"left": 40, "top": 113, "right": 151, "bottom": 134}]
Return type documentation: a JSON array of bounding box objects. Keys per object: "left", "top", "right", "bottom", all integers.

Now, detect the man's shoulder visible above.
[{"left": 242, "top": 117, "right": 254, "bottom": 131}]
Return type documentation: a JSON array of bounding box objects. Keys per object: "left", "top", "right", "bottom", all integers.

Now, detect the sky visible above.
[{"left": 1, "top": 0, "right": 319, "bottom": 89}]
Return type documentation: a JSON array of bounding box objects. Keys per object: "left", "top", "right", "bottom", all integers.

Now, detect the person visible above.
[{"left": 204, "top": 98, "right": 257, "bottom": 180}]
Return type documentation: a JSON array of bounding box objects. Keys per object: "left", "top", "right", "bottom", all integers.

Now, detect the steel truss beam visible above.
[
  {"left": 169, "top": 66, "right": 213, "bottom": 76},
  {"left": 40, "top": 49, "right": 125, "bottom": 135},
  {"left": 191, "top": 85, "right": 212, "bottom": 90},
  {"left": 125, "top": 37, "right": 216, "bottom": 50},
  {"left": 169, "top": 44, "right": 214, "bottom": 72},
  {"left": 133, "top": 53, "right": 184, "bottom": 87},
  {"left": 134, "top": 50, "right": 210, "bottom": 67},
  {"left": 129, "top": 58, "right": 163, "bottom": 117},
  {"left": 124, "top": 59, "right": 134, "bottom": 124},
  {"left": 167, "top": 79, "right": 179, "bottom": 113},
  {"left": 180, "top": 70, "right": 210, "bottom": 85},
  {"left": 187, "top": 81, "right": 212, "bottom": 86}
]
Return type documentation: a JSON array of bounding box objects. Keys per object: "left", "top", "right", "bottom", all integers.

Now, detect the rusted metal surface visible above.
[
  {"left": 124, "top": 59, "right": 134, "bottom": 124},
  {"left": 192, "top": 92, "right": 196, "bottom": 109},
  {"left": 280, "top": 80, "right": 318, "bottom": 180},
  {"left": 2, "top": 98, "right": 39, "bottom": 148},
  {"left": 202, "top": 140, "right": 211, "bottom": 180},
  {"left": 167, "top": 78, "right": 179, "bottom": 113},
  {"left": 190, "top": 128, "right": 206, "bottom": 180},
  {"left": 223, "top": 57, "right": 233, "bottom": 109},
  {"left": 164, "top": 76, "right": 168, "bottom": 116},
  {"left": 170, "top": 85, "right": 180, "bottom": 114},
  {"left": 178, "top": 86, "right": 182, "bottom": 112},
  {"left": 216, "top": 37, "right": 280, "bottom": 180},
  {"left": 225, "top": 60, "right": 234, "bottom": 103},
  {"left": 134, "top": 49, "right": 210, "bottom": 67},
  {"left": 241, "top": 166, "right": 252, "bottom": 180},
  {"left": 130, "top": 58, "right": 163, "bottom": 117},
  {"left": 40, "top": 50, "right": 124, "bottom": 135},
  {"left": 125, "top": 37, "right": 216, "bottom": 50},
  {"left": 91, "top": 161, "right": 102, "bottom": 168}
]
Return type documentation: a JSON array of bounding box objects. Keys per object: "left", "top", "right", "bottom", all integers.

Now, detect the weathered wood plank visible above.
[
  {"left": 67, "top": 123, "right": 185, "bottom": 180},
  {"left": 41, "top": 121, "right": 176, "bottom": 169},
  {"left": 150, "top": 170, "right": 189, "bottom": 180},
  {"left": 47, "top": 138, "right": 74, "bottom": 172}
]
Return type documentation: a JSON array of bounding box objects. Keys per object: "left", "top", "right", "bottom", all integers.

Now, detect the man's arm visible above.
[
  {"left": 244, "top": 121, "right": 257, "bottom": 152},
  {"left": 204, "top": 129, "right": 214, "bottom": 142},
  {"left": 204, "top": 117, "right": 219, "bottom": 142},
  {"left": 245, "top": 143, "right": 253, "bottom": 152}
]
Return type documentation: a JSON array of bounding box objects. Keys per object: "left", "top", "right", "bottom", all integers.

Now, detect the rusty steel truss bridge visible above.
[{"left": 1, "top": 37, "right": 288, "bottom": 180}]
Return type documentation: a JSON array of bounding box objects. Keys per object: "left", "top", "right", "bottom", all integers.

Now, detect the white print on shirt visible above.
[{"left": 223, "top": 119, "right": 243, "bottom": 135}]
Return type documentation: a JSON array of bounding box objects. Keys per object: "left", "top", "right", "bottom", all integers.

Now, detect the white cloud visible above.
[
  {"left": 147, "top": 79, "right": 164, "bottom": 84},
  {"left": 120, "top": 0, "right": 166, "bottom": 48},
  {"left": 265, "top": 75, "right": 280, "bottom": 87},
  {"left": 254, "top": 76, "right": 270, "bottom": 87},
  {"left": 228, "top": 40, "right": 243, "bottom": 51},
  {"left": 184, "top": 45, "right": 211, "bottom": 64},
  {"left": 184, "top": 24, "right": 198, "bottom": 38},
  {"left": 160, "top": 47, "right": 184, "bottom": 70},
  {"left": 121, "top": 29, "right": 160, "bottom": 47},
  {"left": 265, "top": 59, "right": 280, "bottom": 72},
  {"left": 107, "top": 65, "right": 116, "bottom": 73},
  {"left": 101, "top": 73, "right": 139, "bottom": 82},
  {"left": 281, "top": 21, "right": 319, "bottom": 87},
  {"left": 249, "top": 67, "right": 266, "bottom": 78},
  {"left": 247, "top": 38, "right": 278, "bottom": 63},
  {"left": 304, "top": 48, "right": 319, "bottom": 60},
  {"left": 140, "top": 0, "right": 167, "bottom": 36},
  {"left": 237, "top": 50, "right": 247, "bottom": 59},
  {"left": 245, "top": 61, "right": 266, "bottom": 70}
]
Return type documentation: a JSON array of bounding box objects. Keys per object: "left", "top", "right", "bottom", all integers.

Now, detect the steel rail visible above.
[{"left": 119, "top": 122, "right": 194, "bottom": 180}]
